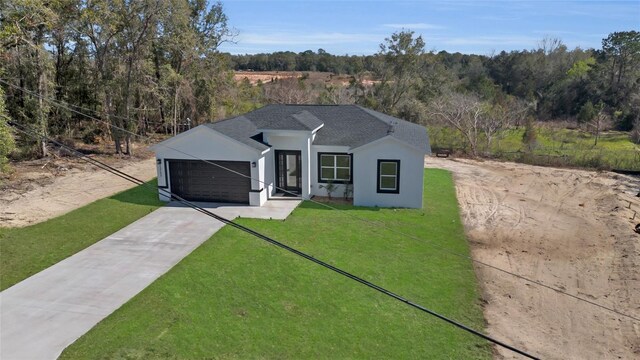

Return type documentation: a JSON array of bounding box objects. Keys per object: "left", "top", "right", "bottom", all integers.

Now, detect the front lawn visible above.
[
  {"left": 61, "top": 169, "right": 491, "bottom": 359},
  {"left": 0, "top": 180, "right": 164, "bottom": 291}
]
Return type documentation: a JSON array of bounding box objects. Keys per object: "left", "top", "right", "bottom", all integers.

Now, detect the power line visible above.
[
  {"left": 9, "top": 121, "right": 540, "bottom": 359},
  {"left": 4, "top": 78, "right": 638, "bottom": 323}
]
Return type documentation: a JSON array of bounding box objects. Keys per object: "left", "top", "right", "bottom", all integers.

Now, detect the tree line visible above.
[
  {"left": 0, "top": 0, "right": 243, "bottom": 162},
  {"left": 230, "top": 31, "right": 639, "bottom": 131},
  {"left": 0, "top": 0, "right": 638, "bottom": 170}
]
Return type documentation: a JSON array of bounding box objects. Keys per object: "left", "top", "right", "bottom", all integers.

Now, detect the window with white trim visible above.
[
  {"left": 319, "top": 153, "right": 351, "bottom": 182},
  {"left": 377, "top": 160, "right": 400, "bottom": 193}
]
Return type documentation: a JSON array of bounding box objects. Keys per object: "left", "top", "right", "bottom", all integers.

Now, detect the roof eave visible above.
[
  {"left": 150, "top": 125, "right": 208, "bottom": 152},
  {"left": 350, "top": 135, "right": 428, "bottom": 154}
]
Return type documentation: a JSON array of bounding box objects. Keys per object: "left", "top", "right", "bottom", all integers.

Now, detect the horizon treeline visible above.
[
  {"left": 0, "top": 0, "right": 638, "bottom": 167},
  {"left": 1, "top": 0, "right": 243, "bottom": 161},
  {"left": 228, "top": 31, "right": 639, "bottom": 129}
]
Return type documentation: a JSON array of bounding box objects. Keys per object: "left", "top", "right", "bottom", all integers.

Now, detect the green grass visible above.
[
  {"left": 429, "top": 125, "right": 640, "bottom": 170},
  {"left": 60, "top": 169, "right": 490, "bottom": 359},
  {"left": 0, "top": 180, "right": 164, "bottom": 291}
]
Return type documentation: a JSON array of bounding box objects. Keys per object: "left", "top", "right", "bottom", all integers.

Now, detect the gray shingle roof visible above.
[
  {"left": 205, "top": 117, "right": 270, "bottom": 151},
  {"left": 245, "top": 106, "right": 325, "bottom": 131},
  {"left": 207, "top": 104, "right": 430, "bottom": 153}
]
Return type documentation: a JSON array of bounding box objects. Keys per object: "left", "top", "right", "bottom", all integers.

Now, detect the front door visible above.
[{"left": 275, "top": 150, "right": 302, "bottom": 195}]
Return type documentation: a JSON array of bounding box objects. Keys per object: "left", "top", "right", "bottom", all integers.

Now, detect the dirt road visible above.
[
  {"left": 426, "top": 157, "right": 640, "bottom": 359},
  {"left": 1, "top": 157, "right": 156, "bottom": 227}
]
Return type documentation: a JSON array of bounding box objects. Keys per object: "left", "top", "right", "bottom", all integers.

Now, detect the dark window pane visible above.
[
  {"left": 321, "top": 168, "right": 334, "bottom": 179},
  {"left": 321, "top": 155, "right": 334, "bottom": 166},
  {"left": 380, "top": 162, "right": 397, "bottom": 175},
  {"left": 336, "top": 155, "right": 350, "bottom": 167},
  {"left": 380, "top": 176, "right": 396, "bottom": 189},
  {"left": 336, "top": 168, "right": 350, "bottom": 180}
]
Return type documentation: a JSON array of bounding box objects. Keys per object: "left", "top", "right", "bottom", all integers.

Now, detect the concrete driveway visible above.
[{"left": 0, "top": 199, "right": 299, "bottom": 360}]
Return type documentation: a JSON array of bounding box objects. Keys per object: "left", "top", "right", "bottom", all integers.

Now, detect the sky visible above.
[{"left": 218, "top": 0, "right": 640, "bottom": 55}]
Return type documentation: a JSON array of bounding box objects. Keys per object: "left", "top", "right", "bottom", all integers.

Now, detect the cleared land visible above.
[
  {"left": 233, "top": 70, "right": 303, "bottom": 84},
  {"left": 60, "top": 169, "right": 491, "bottom": 359},
  {"left": 233, "top": 70, "right": 378, "bottom": 87},
  {"left": 426, "top": 157, "right": 640, "bottom": 359},
  {"left": 0, "top": 156, "right": 156, "bottom": 227}
]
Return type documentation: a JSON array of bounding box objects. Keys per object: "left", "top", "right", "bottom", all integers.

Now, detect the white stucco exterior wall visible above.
[
  {"left": 263, "top": 131, "right": 313, "bottom": 199},
  {"left": 263, "top": 149, "right": 275, "bottom": 196},
  {"left": 153, "top": 125, "right": 267, "bottom": 203},
  {"left": 352, "top": 137, "right": 425, "bottom": 209}
]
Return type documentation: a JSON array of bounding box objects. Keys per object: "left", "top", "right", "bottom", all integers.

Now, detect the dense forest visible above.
[
  {"left": 0, "top": 0, "right": 638, "bottom": 171},
  {"left": 229, "top": 32, "right": 640, "bottom": 129},
  {"left": 0, "top": 0, "right": 242, "bottom": 164}
]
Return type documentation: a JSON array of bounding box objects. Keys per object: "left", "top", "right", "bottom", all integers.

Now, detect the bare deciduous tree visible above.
[
  {"left": 429, "top": 93, "right": 484, "bottom": 156},
  {"left": 318, "top": 84, "right": 354, "bottom": 105},
  {"left": 263, "top": 77, "right": 314, "bottom": 104},
  {"left": 481, "top": 98, "right": 529, "bottom": 149},
  {"left": 538, "top": 36, "right": 564, "bottom": 56},
  {"left": 430, "top": 93, "right": 530, "bottom": 155},
  {"left": 587, "top": 105, "right": 611, "bottom": 146},
  {"left": 630, "top": 119, "right": 640, "bottom": 144}
]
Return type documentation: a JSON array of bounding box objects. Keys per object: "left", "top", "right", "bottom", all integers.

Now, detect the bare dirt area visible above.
[
  {"left": 426, "top": 157, "right": 640, "bottom": 359},
  {"left": 233, "top": 70, "right": 378, "bottom": 87},
  {"left": 0, "top": 150, "right": 156, "bottom": 228},
  {"left": 234, "top": 70, "right": 303, "bottom": 85}
]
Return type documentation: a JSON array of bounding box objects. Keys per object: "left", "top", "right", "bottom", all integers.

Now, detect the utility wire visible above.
[
  {"left": 9, "top": 121, "right": 540, "bottom": 359},
  {"left": 4, "top": 78, "right": 638, "bottom": 323}
]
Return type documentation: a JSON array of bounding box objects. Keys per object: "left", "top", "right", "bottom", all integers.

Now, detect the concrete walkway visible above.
[{"left": 0, "top": 200, "right": 299, "bottom": 360}]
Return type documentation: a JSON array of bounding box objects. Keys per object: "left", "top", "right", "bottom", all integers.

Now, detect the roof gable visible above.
[
  {"left": 350, "top": 134, "right": 429, "bottom": 154},
  {"left": 205, "top": 117, "right": 270, "bottom": 151},
  {"left": 356, "top": 106, "right": 430, "bottom": 152}
]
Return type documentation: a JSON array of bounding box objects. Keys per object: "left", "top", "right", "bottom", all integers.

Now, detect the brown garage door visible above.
[{"left": 168, "top": 160, "right": 251, "bottom": 203}]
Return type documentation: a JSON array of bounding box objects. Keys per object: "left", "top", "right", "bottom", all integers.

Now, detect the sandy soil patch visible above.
[
  {"left": 234, "top": 70, "right": 302, "bottom": 85},
  {"left": 1, "top": 156, "right": 156, "bottom": 228},
  {"left": 426, "top": 157, "right": 640, "bottom": 359},
  {"left": 232, "top": 70, "right": 379, "bottom": 87}
]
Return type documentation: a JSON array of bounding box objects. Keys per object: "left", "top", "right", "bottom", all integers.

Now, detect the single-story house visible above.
[{"left": 153, "top": 104, "right": 431, "bottom": 208}]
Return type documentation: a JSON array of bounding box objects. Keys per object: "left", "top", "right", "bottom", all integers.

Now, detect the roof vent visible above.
[{"left": 387, "top": 120, "right": 398, "bottom": 134}]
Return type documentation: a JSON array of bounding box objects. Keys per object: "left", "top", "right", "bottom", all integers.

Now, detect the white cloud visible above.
[
  {"left": 474, "top": 15, "right": 522, "bottom": 21},
  {"left": 383, "top": 23, "right": 444, "bottom": 30},
  {"left": 532, "top": 30, "right": 577, "bottom": 35},
  {"left": 237, "top": 32, "right": 381, "bottom": 46},
  {"left": 435, "top": 35, "right": 540, "bottom": 46}
]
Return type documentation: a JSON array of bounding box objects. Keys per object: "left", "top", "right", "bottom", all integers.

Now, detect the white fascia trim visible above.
[
  {"left": 151, "top": 124, "right": 265, "bottom": 154},
  {"left": 150, "top": 124, "right": 208, "bottom": 151},
  {"left": 258, "top": 124, "right": 324, "bottom": 135},
  {"left": 259, "top": 129, "right": 313, "bottom": 137},
  {"left": 200, "top": 126, "right": 267, "bottom": 154},
  {"left": 350, "top": 135, "right": 426, "bottom": 154},
  {"left": 312, "top": 144, "right": 350, "bottom": 151}
]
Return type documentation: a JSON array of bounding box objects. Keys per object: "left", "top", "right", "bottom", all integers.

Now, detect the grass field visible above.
[
  {"left": 0, "top": 180, "right": 164, "bottom": 291},
  {"left": 429, "top": 125, "right": 640, "bottom": 170},
  {"left": 60, "top": 169, "right": 491, "bottom": 359}
]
